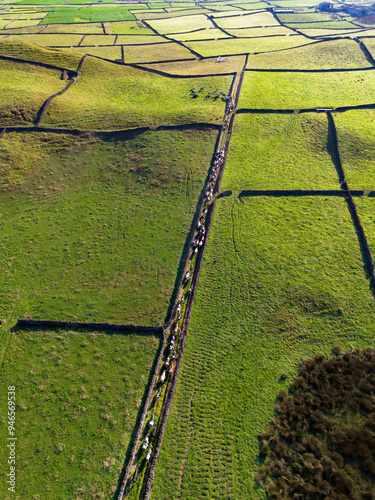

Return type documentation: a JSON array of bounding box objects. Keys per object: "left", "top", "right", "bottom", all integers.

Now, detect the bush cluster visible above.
[{"left": 258, "top": 347, "right": 375, "bottom": 499}]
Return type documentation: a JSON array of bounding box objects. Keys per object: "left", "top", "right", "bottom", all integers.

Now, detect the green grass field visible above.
[
  {"left": 40, "top": 5, "right": 143, "bottom": 24},
  {"left": 81, "top": 34, "right": 116, "bottom": 45},
  {"left": 186, "top": 35, "right": 314, "bottom": 56},
  {"left": 169, "top": 28, "right": 232, "bottom": 41},
  {"left": 0, "top": 57, "right": 66, "bottom": 126},
  {"left": 66, "top": 44, "right": 122, "bottom": 60},
  {"left": 221, "top": 113, "right": 340, "bottom": 192},
  {"left": 5, "top": 33, "right": 84, "bottom": 46},
  {"left": 121, "top": 41, "right": 195, "bottom": 62},
  {"left": 238, "top": 70, "right": 375, "bottom": 109},
  {"left": 139, "top": 54, "right": 246, "bottom": 75},
  {"left": 147, "top": 14, "right": 213, "bottom": 34},
  {"left": 0, "top": 327, "right": 160, "bottom": 499},
  {"left": 105, "top": 20, "right": 155, "bottom": 35},
  {"left": 153, "top": 195, "right": 375, "bottom": 499},
  {"left": 215, "top": 10, "right": 278, "bottom": 28},
  {"left": 334, "top": 109, "right": 375, "bottom": 190},
  {"left": 246, "top": 39, "right": 369, "bottom": 69},
  {"left": 42, "top": 22, "right": 104, "bottom": 33},
  {"left": 286, "top": 20, "right": 360, "bottom": 29},
  {"left": 41, "top": 56, "right": 232, "bottom": 130},
  {"left": 0, "top": 129, "right": 218, "bottom": 325},
  {"left": 227, "top": 25, "right": 293, "bottom": 36}
]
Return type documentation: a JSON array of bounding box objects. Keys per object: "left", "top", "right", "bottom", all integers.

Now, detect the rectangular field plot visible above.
[
  {"left": 186, "top": 35, "right": 314, "bottom": 57},
  {"left": 134, "top": 8, "right": 212, "bottom": 20},
  {"left": 81, "top": 34, "right": 116, "bottom": 45},
  {"left": 277, "top": 12, "right": 335, "bottom": 22},
  {"left": 153, "top": 196, "right": 375, "bottom": 500},
  {"left": 215, "top": 11, "right": 278, "bottom": 29},
  {"left": 238, "top": 70, "right": 375, "bottom": 109},
  {"left": 42, "top": 22, "right": 104, "bottom": 33},
  {"left": 5, "top": 33, "right": 84, "bottom": 46},
  {"left": 105, "top": 20, "right": 155, "bottom": 35},
  {"left": 147, "top": 14, "right": 213, "bottom": 34},
  {"left": 227, "top": 25, "right": 293, "bottom": 36},
  {"left": 0, "top": 39, "right": 82, "bottom": 69},
  {"left": 40, "top": 6, "right": 140, "bottom": 24},
  {"left": 169, "top": 28, "right": 232, "bottom": 41},
  {"left": 139, "top": 54, "right": 246, "bottom": 75},
  {"left": 296, "top": 27, "right": 369, "bottom": 37},
  {"left": 6, "top": 18, "right": 44, "bottom": 28},
  {"left": 221, "top": 113, "right": 340, "bottom": 191},
  {"left": 334, "top": 110, "right": 375, "bottom": 190},
  {"left": 246, "top": 39, "right": 369, "bottom": 69},
  {"left": 122, "top": 41, "right": 194, "bottom": 63},
  {"left": 0, "top": 327, "right": 160, "bottom": 500},
  {"left": 65, "top": 44, "right": 122, "bottom": 60},
  {"left": 0, "top": 58, "right": 67, "bottom": 126},
  {"left": 115, "top": 34, "right": 167, "bottom": 45},
  {"left": 286, "top": 20, "right": 360, "bottom": 29},
  {"left": 0, "top": 129, "right": 219, "bottom": 324},
  {"left": 42, "top": 56, "right": 232, "bottom": 129}
]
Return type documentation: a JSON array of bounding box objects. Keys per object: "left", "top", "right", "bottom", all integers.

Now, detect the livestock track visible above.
[{"left": 2, "top": 1, "right": 375, "bottom": 498}]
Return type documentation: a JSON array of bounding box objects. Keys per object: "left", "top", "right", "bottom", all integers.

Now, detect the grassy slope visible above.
[
  {"left": 186, "top": 35, "right": 314, "bottom": 57},
  {"left": 42, "top": 56, "right": 232, "bottom": 129},
  {"left": 153, "top": 196, "right": 375, "bottom": 500},
  {"left": 0, "top": 327, "right": 160, "bottom": 500},
  {"left": 0, "top": 39, "right": 83, "bottom": 68},
  {"left": 334, "top": 109, "right": 375, "bottom": 190},
  {"left": 221, "top": 113, "right": 340, "bottom": 192},
  {"left": 246, "top": 39, "right": 369, "bottom": 69},
  {"left": 238, "top": 70, "right": 375, "bottom": 109},
  {"left": 0, "top": 129, "right": 218, "bottom": 325},
  {"left": 0, "top": 58, "right": 66, "bottom": 126}
]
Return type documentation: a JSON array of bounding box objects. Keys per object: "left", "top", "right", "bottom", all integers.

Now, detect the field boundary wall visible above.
[
  {"left": 0, "top": 54, "right": 78, "bottom": 75},
  {"left": 327, "top": 111, "right": 375, "bottom": 286},
  {"left": 17, "top": 319, "right": 163, "bottom": 334}
]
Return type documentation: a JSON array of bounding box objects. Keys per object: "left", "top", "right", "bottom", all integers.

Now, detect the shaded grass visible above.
[
  {"left": 246, "top": 39, "right": 369, "bottom": 69},
  {"left": 0, "top": 57, "right": 66, "bottom": 126},
  {"left": 238, "top": 70, "right": 375, "bottom": 109},
  {"left": 221, "top": 113, "right": 340, "bottom": 192},
  {"left": 0, "top": 327, "right": 160, "bottom": 499},
  {"left": 355, "top": 198, "right": 375, "bottom": 258},
  {"left": 185, "top": 35, "right": 314, "bottom": 56},
  {"left": 42, "top": 56, "right": 232, "bottom": 129},
  {"left": 334, "top": 109, "right": 375, "bottom": 190},
  {"left": 0, "top": 129, "right": 218, "bottom": 324},
  {"left": 153, "top": 196, "right": 375, "bottom": 500},
  {"left": 0, "top": 38, "right": 82, "bottom": 66},
  {"left": 139, "top": 54, "right": 246, "bottom": 75}
]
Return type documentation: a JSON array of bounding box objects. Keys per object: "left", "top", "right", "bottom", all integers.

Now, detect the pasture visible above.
[
  {"left": 0, "top": 2, "right": 374, "bottom": 498},
  {"left": 221, "top": 113, "right": 340, "bottom": 192},
  {"left": 153, "top": 196, "right": 375, "bottom": 499},
  {"left": 245, "top": 39, "right": 370, "bottom": 69},
  {"left": 0, "top": 129, "right": 218, "bottom": 325},
  {"left": 0, "top": 327, "right": 160, "bottom": 500},
  {"left": 238, "top": 70, "right": 375, "bottom": 109},
  {"left": 41, "top": 56, "right": 233, "bottom": 130}
]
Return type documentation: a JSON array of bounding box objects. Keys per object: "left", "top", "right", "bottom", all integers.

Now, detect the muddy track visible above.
[{"left": 139, "top": 66, "right": 245, "bottom": 500}]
